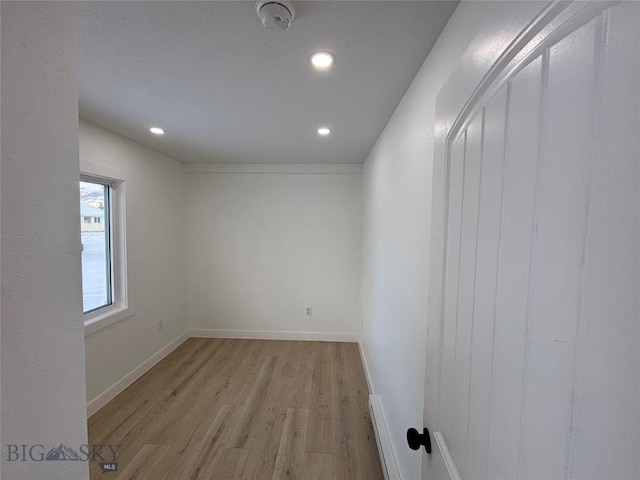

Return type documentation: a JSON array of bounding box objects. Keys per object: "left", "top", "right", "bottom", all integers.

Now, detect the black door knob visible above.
[{"left": 407, "top": 427, "right": 431, "bottom": 453}]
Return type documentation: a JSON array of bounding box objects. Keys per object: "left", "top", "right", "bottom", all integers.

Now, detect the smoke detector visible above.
[{"left": 256, "top": 1, "right": 295, "bottom": 32}]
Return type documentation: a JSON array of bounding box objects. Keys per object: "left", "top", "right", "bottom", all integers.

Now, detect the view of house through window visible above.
[{"left": 80, "top": 180, "right": 112, "bottom": 313}]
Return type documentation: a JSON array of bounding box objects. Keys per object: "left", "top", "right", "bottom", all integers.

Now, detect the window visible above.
[
  {"left": 80, "top": 162, "right": 132, "bottom": 335},
  {"left": 80, "top": 180, "right": 111, "bottom": 313}
]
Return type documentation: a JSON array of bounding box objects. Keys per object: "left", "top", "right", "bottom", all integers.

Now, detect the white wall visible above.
[
  {"left": 79, "top": 120, "right": 188, "bottom": 407},
  {"left": 187, "top": 166, "right": 362, "bottom": 340},
  {"left": 360, "top": 2, "right": 490, "bottom": 478},
  {"left": 1, "top": 3, "right": 88, "bottom": 479}
]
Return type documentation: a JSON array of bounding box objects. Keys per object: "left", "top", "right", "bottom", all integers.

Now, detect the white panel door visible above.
[{"left": 423, "top": 2, "right": 639, "bottom": 479}]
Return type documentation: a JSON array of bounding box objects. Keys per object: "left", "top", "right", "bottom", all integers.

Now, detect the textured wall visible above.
[{"left": 1, "top": 3, "right": 89, "bottom": 479}]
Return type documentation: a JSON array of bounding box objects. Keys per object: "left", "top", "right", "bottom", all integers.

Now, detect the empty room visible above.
[{"left": 1, "top": 1, "right": 639, "bottom": 480}]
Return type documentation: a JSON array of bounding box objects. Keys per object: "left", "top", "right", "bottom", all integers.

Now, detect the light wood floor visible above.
[{"left": 88, "top": 338, "right": 384, "bottom": 480}]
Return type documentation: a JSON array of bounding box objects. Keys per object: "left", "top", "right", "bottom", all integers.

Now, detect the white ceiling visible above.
[{"left": 74, "top": 1, "right": 458, "bottom": 164}]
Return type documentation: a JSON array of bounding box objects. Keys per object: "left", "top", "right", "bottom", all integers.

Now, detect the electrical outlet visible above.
[
  {"left": 306, "top": 307, "right": 312, "bottom": 316},
  {"left": 158, "top": 320, "right": 163, "bottom": 332}
]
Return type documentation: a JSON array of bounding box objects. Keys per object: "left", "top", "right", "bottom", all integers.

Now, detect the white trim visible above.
[
  {"left": 87, "top": 331, "right": 189, "bottom": 417},
  {"left": 81, "top": 161, "right": 134, "bottom": 336},
  {"left": 369, "top": 394, "right": 402, "bottom": 480},
  {"left": 433, "top": 432, "right": 462, "bottom": 480},
  {"left": 189, "top": 328, "right": 359, "bottom": 343},
  {"left": 358, "top": 342, "right": 375, "bottom": 395},
  {"left": 84, "top": 304, "right": 133, "bottom": 336},
  {"left": 183, "top": 162, "right": 363, "bottom": 174}
]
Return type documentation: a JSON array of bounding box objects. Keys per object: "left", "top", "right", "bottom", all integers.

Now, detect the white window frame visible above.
[{"left": 81, "top": 161, "right": 134, "bottom": 335}]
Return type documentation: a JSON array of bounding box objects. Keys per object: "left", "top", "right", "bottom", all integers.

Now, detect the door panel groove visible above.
[
  {"left": 484, "top": 80, "right": 511, "bottom": 480},
  {"left": 564, "top": 9, "right": 609, "bottom": 478},
  {"left": 463, "top": 108, "right": 486, "bottom": 478},
  {"left": 516, "top": 47, "right": 549, "bottom": 479}
]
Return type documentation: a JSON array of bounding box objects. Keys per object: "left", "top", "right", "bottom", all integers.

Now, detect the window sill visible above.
[{"left": 84, "top": 304, "right": 133, "bottom": 336}]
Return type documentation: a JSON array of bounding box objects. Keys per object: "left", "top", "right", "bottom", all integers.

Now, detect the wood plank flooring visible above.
[{"left": 88, "top": 338, "right": 384, "bottom": 480}]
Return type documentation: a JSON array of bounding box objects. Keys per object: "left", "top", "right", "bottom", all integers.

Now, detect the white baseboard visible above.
[
  {"left": 361, "top": 339, "right": 401, "bottom": 479},
  {"left": 189, "top": 328, "right": 359, "bottom": 343},
  {"left": 87, "top": 331, "right": 189, "bottom": 417},
  {"left": 358, "top": 342, "right": 375, "bottom": 395},
  {"left": 369, "top": 394, "right": 402, "bottom": 480}
]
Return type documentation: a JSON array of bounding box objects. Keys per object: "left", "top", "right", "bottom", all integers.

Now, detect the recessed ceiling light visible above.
[
  {"left": 317, "top": 127, "right": 331, "bottom": 136},
  {"left": 309, "top": 51, "right": 335, "bottom": 70},
  {"left": 149, "top": 127, "right": 165, "bottom": 135}
]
